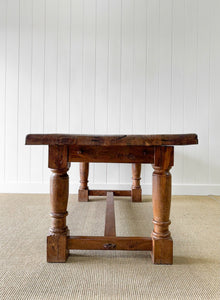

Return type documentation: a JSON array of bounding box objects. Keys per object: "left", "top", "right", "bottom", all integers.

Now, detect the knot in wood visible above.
[{"left": 104, "top": 243, "right": 116, "bottom": 250}]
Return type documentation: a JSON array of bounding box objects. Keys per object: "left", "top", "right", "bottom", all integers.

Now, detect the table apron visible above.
[{"left": 68, "top": 145, "right": 155, "bottom": 164}]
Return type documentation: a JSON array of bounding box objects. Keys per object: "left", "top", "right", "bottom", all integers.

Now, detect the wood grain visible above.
[
  {"left": 68, "top": 236, "right": 152, "bottom": 251},
  {"left": 78, "top": 162, "right": 89, "bottom": 202},
  {"left": 47, "top": 145, "right": 70, "bottom": 263},
  {"left": 26, "top": 133, "right": 198, "bottom": 146},
  {"left": 88, "top": 190, "right": 131, "bottom": 197},
  {"left": 26, "top": 133, "right": 198, "bottom": 264},
  {"left": 131, "top": 163, "right": 142, "bottom": 202},
  {"left": 104, "top": 192, "right": 116, "bottom": 237},
  {"left": 151, "top": 146, "right": 173, "bottom": 264},
  {"left": 68, "top": 145, "right": 154, "bottom": 163}
]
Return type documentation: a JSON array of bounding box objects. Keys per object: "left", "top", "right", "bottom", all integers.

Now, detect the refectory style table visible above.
[{"left": 26, "top": 133, "right": 198, "bottom": 264}]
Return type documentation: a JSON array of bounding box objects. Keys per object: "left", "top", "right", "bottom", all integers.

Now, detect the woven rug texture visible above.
[{"left": 0, "top": 194, "right": 219, "bottom": 300}]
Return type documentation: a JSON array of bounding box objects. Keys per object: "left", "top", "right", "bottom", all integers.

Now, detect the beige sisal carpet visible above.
[{"left": 0, "top": 194, "right": 219, "bottom": 299}]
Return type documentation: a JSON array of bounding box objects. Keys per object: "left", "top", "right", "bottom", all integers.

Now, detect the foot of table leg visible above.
[
  {"left": 78, "top": 162, "right": 89, "bottom": 202},
  {"left": 131, "top": 163, "right": 142, "bottom": 202},
  {"left": 47, "top": 235, "right": 69, "bottom": 263},
  {"left": 78, "top": 189, "right": 89, "bottom": 202},
  {"left": 151, "top": 238, "right": 173, "bottom": 264},
  {"left": 151, "top": 146, "right": 174, "bottom": 264}
]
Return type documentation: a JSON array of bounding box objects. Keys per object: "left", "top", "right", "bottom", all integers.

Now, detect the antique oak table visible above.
[{"left": 25, "top": 133, "right": 198, "bottom": 264}]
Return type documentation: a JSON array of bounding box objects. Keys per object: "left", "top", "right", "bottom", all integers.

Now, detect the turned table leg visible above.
[
  {"left": 131, "top": 163, "right": 142, "bottom": 202},
  {"left": 78, "top": 162, "right": 89, "bottom": 202},
  {"left": 151, "top": 146, "right": 174, "bottom": 264},
  {"left": 47, "top": 145, "right": 70, "bottom": 262}
]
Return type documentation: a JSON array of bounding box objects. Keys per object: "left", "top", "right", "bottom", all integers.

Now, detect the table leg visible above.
[
  {"left": 131, "top": 163, "right": 142, "bottom": 202},
  {"left": 47, "top": 145, "right": 70, "bottom": 262},
  {"left": 78, "top": 162, "right": 89, "bottom": 202},
  {"left": 151, "top": 146, "right": 174, "bottom": 264}
]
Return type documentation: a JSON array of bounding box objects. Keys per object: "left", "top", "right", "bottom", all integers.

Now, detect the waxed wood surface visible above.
[
  {"left": 89, "top": 190, "right": 131, "bottom": 197},
  {"left": 68, "top": 145, "right": 154, "bottom": 163},
  {"left": 67, "top": 236, "right": 153, "bottom": 251},
  {"left": 27, "top": 135, "right": 197, "bottom": 264},
  {"left": 104, "top": 192, "right": 116, "bottom": 237},
  {"left": 26, "top": 133, "right": 198, "bottom": 146}
]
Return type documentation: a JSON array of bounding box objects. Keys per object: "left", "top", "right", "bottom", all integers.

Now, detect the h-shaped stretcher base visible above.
[{"left": 47, "top": 191, "right": 172, "bottom": 264}]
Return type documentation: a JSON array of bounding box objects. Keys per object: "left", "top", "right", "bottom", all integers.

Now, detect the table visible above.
[{"left": 26, "top": 133, "right": 198, "bottom": 264}]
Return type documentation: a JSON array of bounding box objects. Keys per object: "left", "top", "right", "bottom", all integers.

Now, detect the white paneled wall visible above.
[{"left": 0, "top": 0, "right": 220, "bottom": 194}]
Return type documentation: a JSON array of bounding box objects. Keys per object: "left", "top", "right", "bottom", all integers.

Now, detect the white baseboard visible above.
[{"left": 0, "top": 182, "right": 220, "bottom": 195}]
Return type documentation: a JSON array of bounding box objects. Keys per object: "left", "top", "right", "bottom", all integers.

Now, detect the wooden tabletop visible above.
[{"left": 25, "top": 133, "right": 198, "bottom": 146}]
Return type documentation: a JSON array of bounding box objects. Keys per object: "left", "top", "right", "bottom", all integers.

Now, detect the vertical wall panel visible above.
[
  {"left": 17, "top": 0, "right": 32, "bottom": 183},
  {"left": 69, "top": 0, "right": 83, "bottom": 134},
  {"left": 209, "top": 0, "right": 220, "bottom": 184},
  {"left": 145, "top": 0, "right": 160, "bottom": 135},
  {"left": 0, "top": 0, "right": 7, "bottom": 182},
  {"left": 157, "top": 0, "right": 172, "bottom": 133},
  {"left": 182, "top": 0, "right": 198, "bottom": 184},
  {"left": 56, "top": 0, "right": 70, "bottom": 133},
  {"left": 0, "top": 0, "right": 220, "bottom": 194},
  {"left": 44, "top": 0, "right": 58, "bottom": 133},
  {"left": 132, "top": 0, "right": 147, "bottom": 135},
  {"left": 120, "top": 0, "right": 134, "bottom": 135},
  {"left": 196, "top": 0, "right": 211, "bottom": 184},
  {"left": 5, "top": 0, "right": 19, "bottom": 182},
  {"left": 95, "top": 0, "right": 109, "bottom": 134},
  {"left": 171, "top": 0, "right": 184, "bottom": 134},
  {"left": 81, "top": 0, "right": 96, "bottom": 134}
]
